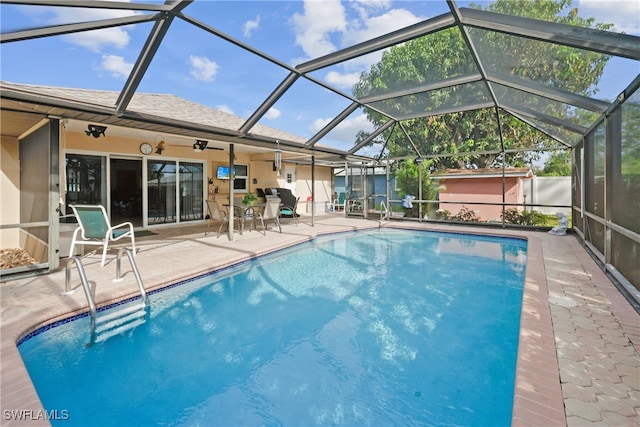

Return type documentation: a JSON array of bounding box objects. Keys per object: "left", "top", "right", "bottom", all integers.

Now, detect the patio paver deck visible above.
[{"left": 1, "top": 216, "right": 638, "bottom": 426}]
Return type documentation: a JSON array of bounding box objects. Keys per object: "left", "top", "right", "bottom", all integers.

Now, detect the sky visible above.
[{"left": 1, "top": 0, "right": 639, "bottom": 155}]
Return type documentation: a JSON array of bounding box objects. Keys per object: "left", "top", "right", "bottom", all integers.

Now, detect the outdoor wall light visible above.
[
  {"left": 154, "top": 135, "right": 166, "bottom": 155},
  {"left": 85, "top": 124, "right": 107, "bottom": 138},
  {"left": 193, "top": 140, "right": 208, "bottom": 152}
]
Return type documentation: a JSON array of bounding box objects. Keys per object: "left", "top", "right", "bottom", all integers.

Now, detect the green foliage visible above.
[
  {"left": 453, "top": 206, "right": 481, "bottom": 222},
  {"left": 242, "top": 193, "right": 258, "bottom": 205},
  {"left": 501, "top": 208, "right": 547, "bottom": 225},
  {"left": 395, "top": 159, "right": 443, "bottom": 217},
  {"left": 353, "top": 0, "right": 612, "bottom": 167},
  {"left": 435, "top": 209, "right": 453, "bottom": 220},
  {"left": 537, "top": 151, "right": 572, "bottom": 176}
]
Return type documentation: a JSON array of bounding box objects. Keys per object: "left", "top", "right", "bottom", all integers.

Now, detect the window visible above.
[
  {"left": 233, "top": 164, "right": 248, "bottom": 192},
  {"left": 65, "top": 154, "right": 106, "bottom": 217}
]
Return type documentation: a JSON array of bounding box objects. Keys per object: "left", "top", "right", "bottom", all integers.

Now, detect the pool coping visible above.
[{"left": 2, "top": 218, "right": 635, "bottom": 426}]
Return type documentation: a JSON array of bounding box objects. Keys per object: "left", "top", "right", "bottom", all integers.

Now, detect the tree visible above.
[
  {"left": 537, "top": 151, "right": 572, "bottom": 176},
  {"left": 353, "top": 0, "right": 613, "bottom": 170},
  {"left": 394, "top": 159, "right": 443, "bottom": 217}
]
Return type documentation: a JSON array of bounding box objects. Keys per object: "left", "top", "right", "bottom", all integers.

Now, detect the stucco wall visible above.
[
  {"left": 438, "top": 177, "right": 524, "bottom": 221},
  {"left": 1, "top": 136, "right": 20, "bottom": 248},
  {"left": 62, "top": 130, "right": 332, "bottom": 218}
]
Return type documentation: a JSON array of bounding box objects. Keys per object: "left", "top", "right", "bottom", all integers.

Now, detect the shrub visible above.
[
  {"left": 501, "top": 208, "right": 546, "bottom": 226},
  {"left": 453, "top": 206, "right": 480, "bottom": 222},
  {"left": 435, "top": 209, "right": 452, "bottom": 220}
]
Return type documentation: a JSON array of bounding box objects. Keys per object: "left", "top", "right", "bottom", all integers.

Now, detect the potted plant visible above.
[{"left": 242, "top": 192, "right": 258, "bottom": 206}]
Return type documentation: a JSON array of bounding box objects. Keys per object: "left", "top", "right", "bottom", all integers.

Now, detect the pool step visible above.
[
  {"left": 95, "top": 317, "right": 146, "bottom": 344},
  {"left": 93, "top": 303, "right": 147, "bottom": 343}
]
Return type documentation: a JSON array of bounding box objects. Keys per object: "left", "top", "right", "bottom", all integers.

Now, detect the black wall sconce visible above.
[{"left": 85, "top": 124, "right": 107, "bottom": 138}]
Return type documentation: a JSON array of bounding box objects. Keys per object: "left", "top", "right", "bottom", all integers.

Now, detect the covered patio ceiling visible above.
[{"left": 1, "top": 0, "right": 639, "bottom": 164}]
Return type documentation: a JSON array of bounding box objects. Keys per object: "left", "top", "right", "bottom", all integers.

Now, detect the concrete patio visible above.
[{"left": 1, "top": 215, "right": 638, "bottom": 426}]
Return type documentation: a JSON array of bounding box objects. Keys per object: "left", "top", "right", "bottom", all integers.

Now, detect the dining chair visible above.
[
  {"left": 205, "top": 200, "right": 230, "bottom": 237},
  {"left": 257, "top": 197, "right": 281, "bottom": 235}
]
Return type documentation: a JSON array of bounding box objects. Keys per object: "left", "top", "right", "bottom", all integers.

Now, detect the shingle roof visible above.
[
  {"left": 0, "top": 81, "right": 307, "bottom": 144},
  {"left": 432, "top": 167, "right": 534, "bottom": 178}
]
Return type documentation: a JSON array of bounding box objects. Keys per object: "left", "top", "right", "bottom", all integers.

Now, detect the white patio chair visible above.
[{"left": 69, "top": 204, "right": 136, "bottom": 266}]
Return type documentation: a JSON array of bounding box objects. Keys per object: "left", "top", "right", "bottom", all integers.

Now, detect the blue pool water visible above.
[{"left": 19, "top": 229, "right": 527, "bottom": 426}]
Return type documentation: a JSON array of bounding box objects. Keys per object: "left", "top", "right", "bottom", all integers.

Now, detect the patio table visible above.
[{"left": 224, "top": 203, "right": 264, "bottom": 235}]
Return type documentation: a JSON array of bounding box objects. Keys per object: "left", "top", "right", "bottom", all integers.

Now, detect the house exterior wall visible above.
[
  {"left": 247, "top": 161, "right": 332, "bottom": 214},
  {"left": 437, "top": 177, "right": 525, "bottom": 221},
  {"left": 1, "top": 136, "right": 21, "bottom": 247},
  {"left": 334, "top": 174, "right": 400, "bottom": 204},
  {"left": 1, "top": 121, "right": 334, "bottom": 261}
]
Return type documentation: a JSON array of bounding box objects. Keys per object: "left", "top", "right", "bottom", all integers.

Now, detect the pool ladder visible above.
[
  {"left": 64, "top": 247, "right": 149, "bottom": 346},
  {"left": 379, "top": 201, "right": 391, "bottom": 221}
]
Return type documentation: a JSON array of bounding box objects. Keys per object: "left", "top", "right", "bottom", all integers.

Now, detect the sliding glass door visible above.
[
  {"left": 147, "top": 160, "right": 177, "bottom": 224},
  {"left": 147, "top": 159, "right": 204, "bottom": 225},
  {"left": 64, "top": 154, "right": 107, "bottom": 217},
  {"left": 179, "top": 162, "right": 204, "bottom": 222}
]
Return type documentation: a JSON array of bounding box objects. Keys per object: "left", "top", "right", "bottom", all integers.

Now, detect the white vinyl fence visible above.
[{"left": 524, "top": 176, "right": 571, "bottom": 215}]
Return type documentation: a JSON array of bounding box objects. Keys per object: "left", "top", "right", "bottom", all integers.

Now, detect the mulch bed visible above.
[{"left": 0, "top": 248, "right": 38, "bottom": 270}]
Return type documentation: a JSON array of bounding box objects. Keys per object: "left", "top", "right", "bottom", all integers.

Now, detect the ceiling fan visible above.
[
  {"left": 192, "top": 139, "right": 223, "bottom": 152},
  {"left": 163, "top": 139, "right": 224, "bottom": 152}
]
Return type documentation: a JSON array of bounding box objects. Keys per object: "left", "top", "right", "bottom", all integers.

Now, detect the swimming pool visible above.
[{"left": 19, "top": 229, "right": 527, "bottom": 426}]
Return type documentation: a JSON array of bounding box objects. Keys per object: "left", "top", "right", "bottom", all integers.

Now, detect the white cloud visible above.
[
  {"left": 309, "top": 113, "right": 374, "bottom": 147},
  {"left": 216, "top": 105, "right": 235, "bottom": 115},
  {"left": 349, "top": 0, "right": 393, "bottom": 20},
  {"left": 264, "top": 107, "right": 282, "bottom": 120},
  {"left": 342, "top": 8, "right": 422, "bottom": 46},
  {"left": 189, "top": 55, "right": 219, "bottom": 82},
  {"left": 97, "top": 54, "right": 133, "bottom": 79},
  {"left": 325, "top": 70, "right": 362, "bottom": 89},
  {"left": 290, "top": 1, "right": 422, "bottom": 89},
  {"left": 290, "top": 0, "right": 347, "bottom": 59},
  {"left": 38, "top": 1, "right": 139, "bottom": 52},
  {"left": 65, "top": 27, "right": 131, "bottom": 52},
  {"left": 243, "top": 15, "right": 260, "bottom": 38},
  {"left": 577, "top": 0, "right": 640, "bottom": 35}
]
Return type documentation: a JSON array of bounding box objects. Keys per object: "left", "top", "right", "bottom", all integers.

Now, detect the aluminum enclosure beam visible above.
[
  {"left": 1, "top": 14, "right": 156, "bottom": 43},
  {"left": 297, "top": 13, "right": 456, "bottom": 73},
  {"left": 116, "top": 0, "right": 193, "bottom": 115},
  {"left": 459, "top": 7, "right": 640, "bottom": 61}
]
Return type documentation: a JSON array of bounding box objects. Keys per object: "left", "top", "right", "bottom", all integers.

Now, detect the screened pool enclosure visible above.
[{"left": 1, "top": 1, "right": 639, "bottom": 291}]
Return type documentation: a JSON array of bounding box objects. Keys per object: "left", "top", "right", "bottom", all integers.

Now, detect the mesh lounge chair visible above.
[
  {"left": 257, "top": 197, "right": 281, "bottom": 234},
  {"left": 205, "top": 200, "right": 230, "bottom": 237},
  {"left": 69, "top": 204, "right": 136, "bottom": 266},
  {"left": 280, "top": 196, "right": 299, "bottom": 225}
]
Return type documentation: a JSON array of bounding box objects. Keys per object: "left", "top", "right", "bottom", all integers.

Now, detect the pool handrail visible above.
[{"left": 63, "top": 247, "right": 148, "bottom": 345}]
